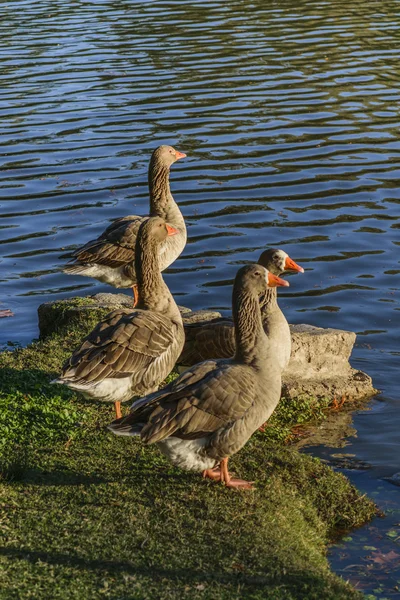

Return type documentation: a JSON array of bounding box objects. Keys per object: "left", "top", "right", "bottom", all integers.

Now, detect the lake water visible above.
[{"left": 1, "top": 1, "right": 399, "bottom": 596}]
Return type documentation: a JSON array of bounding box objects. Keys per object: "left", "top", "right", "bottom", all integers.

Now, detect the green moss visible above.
[
  {"left": 248, "top": 440, "right": 376, "bottom": 536},
  {"left": 52, "top": 297, "right": 96, "bottom": 308},
  {"left": 0, "top": 327, "right": 378, "bottom": 599},
  {"left": 261, "top": 395, "right": 331, "bottom": 444},
  {"left": 0, "top": 330, "right": 84, "bottom": 375},
  {"left": 38, "top": 296, "right": 110, "bottom": 339}
]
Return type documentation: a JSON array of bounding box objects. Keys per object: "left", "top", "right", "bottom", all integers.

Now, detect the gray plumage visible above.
[
  {"left": 53, "top": 217, "right": 185, "bottom": 403},
  {"left": 108, "top": 264, "right": 286, "bottom": 476},
  {"left": 63, "top": 145, "right": 187, "bottom": 288}
]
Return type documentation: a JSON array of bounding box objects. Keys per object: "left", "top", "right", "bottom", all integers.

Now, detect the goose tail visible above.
[{"left": 107, "top": 415, "right": 144, "bottom": 437}]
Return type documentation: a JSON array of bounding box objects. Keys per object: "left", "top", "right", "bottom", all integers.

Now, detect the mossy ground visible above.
[
  {"left": 37, "top": 296, "right": 109, "bottom": 339},
  {"left": 0, "top": 324, "right": 377, "bottom": 599}
]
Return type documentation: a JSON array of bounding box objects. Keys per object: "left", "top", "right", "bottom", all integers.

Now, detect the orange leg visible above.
[
  {"left": 114, "top": 401, "right": 122, "bottom": 420},
  {"left": 132, "top": 284, "right": 139, "bottom": 307},
  {"left": 202, "top": 466, "right": 222, "bottom": 481},
  {"left": 220, "top": 457, "right": 254, "bottom": 490}
]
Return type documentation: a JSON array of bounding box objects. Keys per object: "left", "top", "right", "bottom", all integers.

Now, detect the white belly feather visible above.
[
  {"left": 60, "top": 376, "right": 133, "bottom": 403},
  {"left": 156, "top": 437, "right": 216, "bottom": 471},
  {"left": 75, "top": 264, "right": 134, "bottom": 288}
]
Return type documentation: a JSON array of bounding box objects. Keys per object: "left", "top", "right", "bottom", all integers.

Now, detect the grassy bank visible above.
[{"left": 0, "top": 328, "right": 377, "bottom": 599}]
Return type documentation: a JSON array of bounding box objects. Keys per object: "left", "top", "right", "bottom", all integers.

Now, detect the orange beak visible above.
[
  {"left": 166, "top": 224, "right": 179, "bottom": 236},
  {"left": 268, "top": 273, "right": 290, "bottom": 287},
  {"left": 175, "top": 150, "right": 187, "bottom": 160},
  {"left": 284, "top": 256, "right": 304, "bottom": 273}
]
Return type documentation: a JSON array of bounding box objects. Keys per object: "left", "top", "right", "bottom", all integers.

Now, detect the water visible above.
[{"left": 0, "top": 1, "right": 399, "bottom": 595}]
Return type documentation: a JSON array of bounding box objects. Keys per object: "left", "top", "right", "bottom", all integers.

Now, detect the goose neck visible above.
[
  {"left": 135, "top": 235, "right": 164, "bottom": 311},
  {"left": 233, "top": 287, "right": 269, "bottom": 366},
  {"left": 148, "top": 160, "right": 174, "bottom": 220},
  {"left": 260, "top": 287, "right": 278, "bottom": 317},
  {"left": 135, "top": 233, "right": 182, "bottom": 322}
]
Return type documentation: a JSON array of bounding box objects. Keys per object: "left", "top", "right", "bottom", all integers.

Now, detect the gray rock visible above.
[
  {"left": 90, "top": 293, "right": 133, "bottom": 308},
  {"left": 282, "top": 369, "right": 375, "bottom": 403},
  {"left": 282, "top": 323, "right": 375, "bottom": 401},
  {"left": 288, "top": 324, "right": 356, "bottom": 379},
  {"left": 181, "top": 309, "right": 223, "bottom": 325},
  {"left": 37, "top": 293, "right": 377, "bottom": 402}
]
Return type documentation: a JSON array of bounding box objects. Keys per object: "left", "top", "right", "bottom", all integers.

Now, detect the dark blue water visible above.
[{"left": 1, "top": 2, "right": 399, "bottom": 596}]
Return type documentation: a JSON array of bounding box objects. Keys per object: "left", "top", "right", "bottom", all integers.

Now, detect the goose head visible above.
[
  {"left": 151, "top": 145, "right": 187, "bottom": 168},
  {"left": 138, "top": 216, "right": 179, "bottom": 246},
  {"left": 237, "top": 264, "right": 289, "bottom": 298},
  {"left": 258, "top": 248, "right": 304, "bottom": 277}
]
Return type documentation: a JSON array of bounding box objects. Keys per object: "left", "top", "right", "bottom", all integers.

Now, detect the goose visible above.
[
  {"left": 179, "top": 248, "right": 303, "bottom": 372},
  {"left": 108, "top": 264, "right": 289, "bottom": 489},
  {"left": 53, "top": 217, "right": 185, "bottom": 419},
  {"left": 64, "top": 145, "right": 187, "bottom": 304}
]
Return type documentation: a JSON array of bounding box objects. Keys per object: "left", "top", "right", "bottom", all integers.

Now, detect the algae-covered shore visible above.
[{"left": 0, "top": 316, "right": 378, "bottom": 599}]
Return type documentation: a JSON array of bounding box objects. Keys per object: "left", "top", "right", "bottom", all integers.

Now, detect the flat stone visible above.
[
  {"left": 90, "top": 293, "right": 133, "bottom": 308},
  {"left": 37, "top": 293, "right": 378, "bottom": 402},
  {"left": 282, "top": 369, "right": 375, "bottom": 402},
  {"left": 282, "top": 323, "right": 375, "bottom": 401},
  {"left": 181, "top": 309, "right": 223, "bottom": 325},
  {"left": 288, "top": 324, "right": 356, "bottom": 379}
]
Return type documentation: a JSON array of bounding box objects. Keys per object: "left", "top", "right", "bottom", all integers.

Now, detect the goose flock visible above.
[{"left": 54, "top": 145, "right": 304, "bottom": 490}]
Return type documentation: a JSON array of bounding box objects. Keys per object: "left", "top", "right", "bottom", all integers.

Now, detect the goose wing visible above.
[
  {"left": 59, "top": 308, "right": 176, "bottom": 384},
  {"left": 179, "top": 317, "right": 236, "bottom": 364},
  {"left": 111, "top": 360, "right": 257, "bottom": 443},
  {"left": 68, "top": 216, "right": 144, "bottom": 268}
]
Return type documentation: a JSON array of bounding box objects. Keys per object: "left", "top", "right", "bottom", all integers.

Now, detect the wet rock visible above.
[{"left": 38, "top": 293, "right": 378, "bottom": 402}]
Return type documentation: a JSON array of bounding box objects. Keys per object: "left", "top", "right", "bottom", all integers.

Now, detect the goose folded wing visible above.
[
  {"left": 136, "top": 363, "right": 257, "bottom": 443},
  {"left": 70, "top": 217, "right": 144, "bottom": 267},
  {"left": 180, "top": 318, "right": 235, "bottom": 363},
  {"left": 60, "top": 309, "right": 175, "bottom": 383}
]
